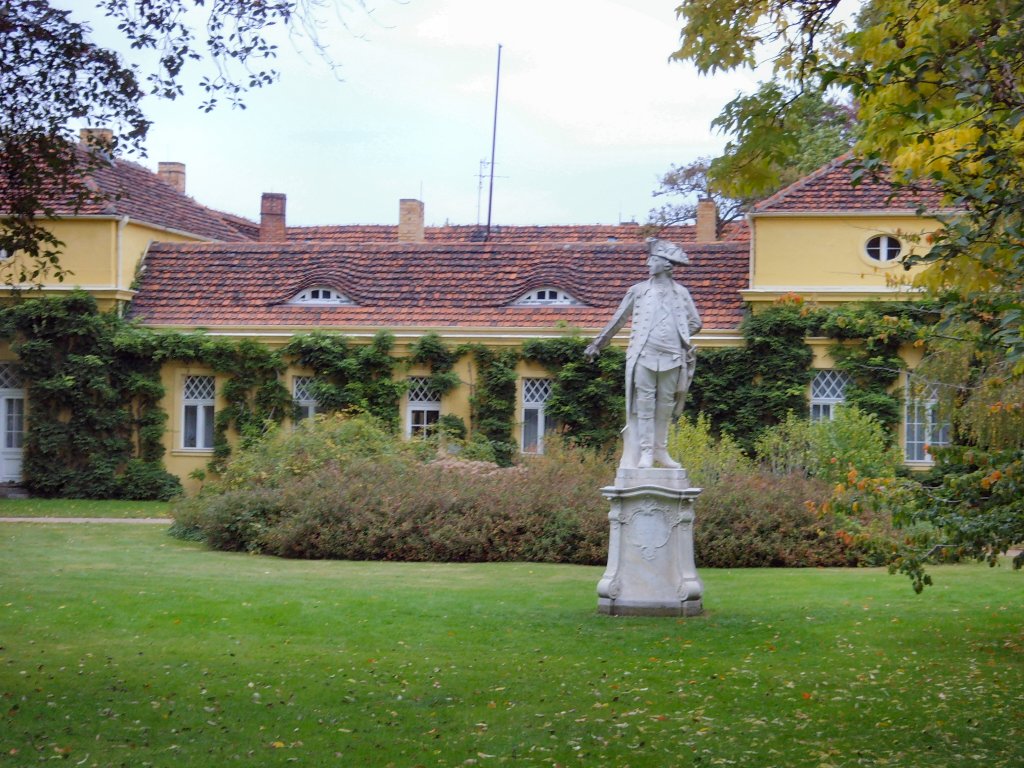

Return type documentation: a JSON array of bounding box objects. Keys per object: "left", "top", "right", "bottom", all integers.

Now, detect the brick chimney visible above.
[
  {"left": 260, "top": 193, "right": 287, "bottom": 242},
  {"left": 79, "top": 127, "right": 114, "bottom": 149},
  {"left": 398, "top": 199, "right": 425, "bottom": 243},
  {"left": 158, "top": 162, "right": 186, "bottom": 194},
  {"left": 695, "top": 198, "right": 718, "bottom": 243}
]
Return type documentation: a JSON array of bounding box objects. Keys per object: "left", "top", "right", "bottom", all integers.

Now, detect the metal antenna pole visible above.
[
  {"left": 485, "top": 44, "right": 502, "bottom": 241},
  {"left": 476, "top": 159, "right": 488, "bottom": 226}
]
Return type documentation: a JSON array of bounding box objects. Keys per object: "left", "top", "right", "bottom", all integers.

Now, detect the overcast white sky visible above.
[{"left": 70, "top": 0, "right": 761, "bottom": 227}]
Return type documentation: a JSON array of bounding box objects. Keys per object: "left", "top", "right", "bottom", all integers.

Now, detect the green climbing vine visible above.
[
  {"left": 284, "top": 330, "right": 403, "bottom": 432},
  {"left": 688, "top": 298, "right": 815, "bottom": 452},
  {"left": 132, "top": 331, "right": 292, "bottom": 473},
  {"left": 408, "top": 332, "right": 462, "bottom": 396},
  {"left": 812, "top": 302, "right": 935, "bottom": 431},
  {"left": 0, "top": 292, "right": 180, "bottom": 500},
  {"left": 0, "top": 296, "right": 406, "bottom": 496},
  {"left": 688, "top": 298, "right": 937, "bottom": 451},
  {"left": 0, "top": 290, "right": 940, "bottom": 498},
  {"left": 459, "top": 344, "right": 519, "bottom": 466},
  {"left": 521, "top": 336, "right": 625, "bottom": 454}
]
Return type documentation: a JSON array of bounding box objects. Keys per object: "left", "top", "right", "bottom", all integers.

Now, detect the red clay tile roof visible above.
[
  {"left": 754, "top": 154, "right": 947, "bottom": 213},
  {"left": 129, "top": 240, "right": 749, "bottom": 332},
  {"left": 287, "top": 221, "right": 749, "bottom": 244},
  {"left": 212, "top": 210, "right": 261, "bottom": 241},
  {"left": 0, "top": 145, "right": 249, "bottom": 242}
]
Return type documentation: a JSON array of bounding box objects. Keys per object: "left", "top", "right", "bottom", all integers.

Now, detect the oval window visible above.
[{"left": 865, "top": 235, "right": 901, "bottom": 263}]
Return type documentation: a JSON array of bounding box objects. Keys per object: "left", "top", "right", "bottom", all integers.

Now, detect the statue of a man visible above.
[{"left": 585, "top": 238, "right": 701, "bottom": 469}]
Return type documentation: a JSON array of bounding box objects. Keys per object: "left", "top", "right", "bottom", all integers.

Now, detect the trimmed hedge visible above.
[
  {"left": 695, "top": 472, "right": 893, "bottom": 568},
  {"left": 172, "top": 415, "right": 898, "bottom": 567},
  {"left": 173, "top": 446, "right": 612, "bottom": 565}
]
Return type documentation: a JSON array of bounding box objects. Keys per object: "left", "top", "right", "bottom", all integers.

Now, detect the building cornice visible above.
[
  {"left": 748, "top": 209, "right": 957, "bottom": 220},
  {"left": 1, "top": 285, "right": 136, "bottom": 301},
  {"left": 136, "top": 324, "right": 745, "bottom": 347},
  {"left": 21, "top": 213, "right": 221, "bottom": 243},
  {"left": 742, "top": 287, "right": 923, "bottom": 304}
]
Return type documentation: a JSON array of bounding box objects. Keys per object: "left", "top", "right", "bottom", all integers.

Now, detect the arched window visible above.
[
  {"left": 182, "top": 375, "right": 216, "bottom": 450},
  {"left": 290, "top": 287, "right": 352, "bottom": 305},
  {"left": 522, "top": 378, "right": 556, "bottom": 453},
  {"left": 514, "top": 288, "right": 581, "bottom": 306},
  {"left": 406, "top": 377, "right": 441, "bottom": 438},
  {"left": 292, "top": 376, "right": 318, "bottom": 422}
]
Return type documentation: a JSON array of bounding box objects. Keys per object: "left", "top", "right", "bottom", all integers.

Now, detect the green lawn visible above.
[
  {"left": 0, "top": 498, "right": 171, "bottom": 518},
  {"left": 1, "top": 523, "right": 1021, "bottom": 767}
]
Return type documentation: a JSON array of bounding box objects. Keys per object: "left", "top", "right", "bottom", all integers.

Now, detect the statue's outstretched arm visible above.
[{"left": 585, "top": 289, "right": 634, "bottom": 360}]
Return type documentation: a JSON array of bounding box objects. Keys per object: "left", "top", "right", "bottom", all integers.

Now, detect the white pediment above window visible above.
[
  {"left": 289, "top": 287, "right": 353, "bottom": 305},
  {"left": 513, "top": 287, "right": 582, "bottom": 306}
]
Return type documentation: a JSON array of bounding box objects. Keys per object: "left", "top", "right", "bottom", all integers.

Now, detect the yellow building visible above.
[
  {"left": 1, "top": 130, "right": 247, "bottom": 309},
  {"left": 1, "top": 142, "right": 951, "bottom": 494},
  {"left": 746, "top": 155, "right": 954, "bottom": 464},
  {"left": 0, "top": 130, "right": 247, "bottom": 485},
  {"left": 130, "top": 219, "right": 749, "bottom": 488}
]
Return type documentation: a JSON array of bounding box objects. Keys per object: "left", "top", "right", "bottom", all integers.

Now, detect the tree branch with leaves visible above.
[
  {"left": 670, "top": 0, "right": 1024, "bottom": 584},
  {"left": 0, "top": 0, "right": 358, "bottom": 286}
]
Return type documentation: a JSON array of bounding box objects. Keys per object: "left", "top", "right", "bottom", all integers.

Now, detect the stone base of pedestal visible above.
[{"left": 596, "top": 467, "right": 704, "bottom": 617}]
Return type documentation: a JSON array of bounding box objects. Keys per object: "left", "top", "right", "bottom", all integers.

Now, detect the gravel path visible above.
[{"left": 0, "top": 517, "right": 171, "bottom": 524}]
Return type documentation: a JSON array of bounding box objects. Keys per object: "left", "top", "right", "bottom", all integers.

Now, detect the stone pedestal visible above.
[{"left": 597, "top": 467, "right": 703, "bottom": 617}]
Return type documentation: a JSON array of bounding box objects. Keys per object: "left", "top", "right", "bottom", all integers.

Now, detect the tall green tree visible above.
[
  {"left": 671, "top": 0, "right": 1024, "bottom": 582},
  {"left": 708, "top": 85, "right": 857, "bottom": 200},
  {"left": 673, "top": 0, "right": 1024, "bottom": 365},
  {"left": 649, "top": 89, "right": 855, "bottom": 230},
  {"left": 0, "top": 0, "right": 359, "bottom": 285}
]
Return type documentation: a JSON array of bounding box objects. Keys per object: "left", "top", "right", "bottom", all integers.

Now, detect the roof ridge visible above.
[{"left": 79, "top": 152, "right": 249, "bottom": 241}]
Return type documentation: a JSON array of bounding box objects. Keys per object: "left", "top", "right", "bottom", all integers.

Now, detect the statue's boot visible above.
[
  {"left": 637, "top": 416, "right": 655, "bottom": 468},
  {"left": 653, "top": 406, "right": 681, "bottom": 469}
]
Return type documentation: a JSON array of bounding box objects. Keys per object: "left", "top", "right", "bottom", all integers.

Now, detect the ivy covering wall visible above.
[
  {"left": 688, "top": 299, "right": 815, "bottom": 452},
  {"left": 522, "top": 337, "right": 625, "bottom": 454},
  {"left": 0, "top": 292, "right": 931, "bottom": 499},
  {"left": 284, "top": 331, "right": 403, "bottom": 432},
  {"left": 812, "top": 302, "right": 934, "bottom": 430},
  {"left": 460, "top": 344, "right": 520, "bottom": 466},
  {"left": 0, "top": 293, "right": 180, "bottom": 500}
]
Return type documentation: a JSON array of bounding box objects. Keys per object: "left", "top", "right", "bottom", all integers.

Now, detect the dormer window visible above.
[
  {"left": 290, "top": 287, "right": 352, "bottom": 305},
  {"left": 514, "top": 287, "right": 581, "bottom": 306}
]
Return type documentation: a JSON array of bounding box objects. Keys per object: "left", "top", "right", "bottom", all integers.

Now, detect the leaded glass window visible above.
[
  {"left": 810, "top": 370, "right": 850, "bottom": 422},
  {"left": 406, "top": 377, "right": 441, "bottom": 438},
  {"left": 182, "top": 375, "right": 216, "bottom": 449},
  {"left": 522, "top": 378, "right": 554, "bottom": 454}
]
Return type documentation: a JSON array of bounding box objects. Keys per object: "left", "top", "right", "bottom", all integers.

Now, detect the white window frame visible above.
[
  {"left": 0, "top": 363, "right": 25, "bottom": 482},
  {"left": 406, "top": 377, "right": 441, "bottom": 438},
  {"left": 521, "top": 378, "right": 554, "bottom": 454},
  {"left": 293, "top": 376, "right": 318, "bottom": 422},
  {"left": 3, "top": 395, "right": 24, "bottom": 451},
  {"left": 182, "top": 375, "right": 216, "bottom": 450},
  {"left": 810, "top": 370, "right": 850, "bottom": 422},
  {"left": 864, "top": 234, "right": 902, "bottom": 264},
  {"left": 514, "top": 287, "right": 582, "bottom": 306},
  {"left": 904, "top": 378, "right": 951, "bottom": 464},
  {"left": 289, "top": 286, "right": 352, "bottom": 305}
]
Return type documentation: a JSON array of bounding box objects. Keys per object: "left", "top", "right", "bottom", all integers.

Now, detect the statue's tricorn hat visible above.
[{"left": 646, "top": 237, "right": 690, "bottom": 265}]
